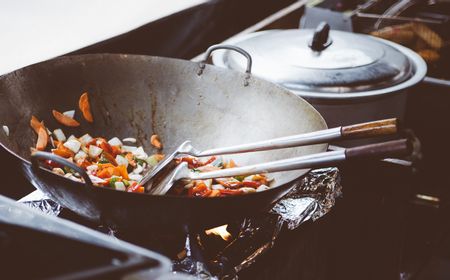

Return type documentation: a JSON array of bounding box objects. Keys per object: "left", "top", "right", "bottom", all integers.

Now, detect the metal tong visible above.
[
  {"left": 148, "top": 138, "right": 410, "bottom": 195},
  {"left": 142, "top": 118, "right": 400, "bottom": 194}
]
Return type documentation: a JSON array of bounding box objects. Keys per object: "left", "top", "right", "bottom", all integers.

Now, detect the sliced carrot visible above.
[
  {"left": 97, "top": 167, "right": 115, "bottom": 178},
  {"left": 52, "top": 110, "right": 80, "bottom": 127},
  {"left": 114, "top": 165, "right": 129, "bottom": 180},
  {"left": 103, "top": 151, "right": 118, "bottom": 166},
  {"left": 30, "top": 115, "right": 45, "bottom": 134},
  {"left": 35, "top": 127, "right": 48, "bottom": 151},
  {"left": 125, "top": 153, "right": 137, "bottom": 167},
  {"left": 224, "top": 159, "right": 237, "bottom": 169},
  {"left": 79, "top": 92, "right": 93, "bottom": 123},
  {"left": 150, "top": 134, "right": 162, "bottom": 149},
  {"left": 52, "top": 143, "right": 74, "bottom": 158},
  {"left": 209, "top": 189, "right": 221, "bottom": 197},
  {"left": 98, "top": 163, "right": 115, "bottom": 170},
  {"left": 154, "top": 154, "right": 165, "bottom": 161}
]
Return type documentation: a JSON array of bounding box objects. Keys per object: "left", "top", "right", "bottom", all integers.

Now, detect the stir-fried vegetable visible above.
[
  {"left": 170, "top": 156, "right": 272, "bottom": 197},
  {"left": 30, "top": 91, "right": 273, "bottom": 196}
]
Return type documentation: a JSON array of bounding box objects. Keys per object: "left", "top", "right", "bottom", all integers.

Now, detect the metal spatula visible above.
[
  {"left": 148, "top": 139, "right": 410, "bottom": 195},
  {"left": 139, "top": 118, "right": 398, "bottom": 188}
]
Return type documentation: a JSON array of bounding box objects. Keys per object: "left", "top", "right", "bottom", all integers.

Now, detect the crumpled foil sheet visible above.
[
  {"left": 271, "top": 167, "right": 342, "bottom": 229},
  {"left": 174, "top": 167, "right": 342, "bottom": 279},
  {"left": 18, "top": 190, "right": 62, "bottom": 216},
  {"left": 18, "top": 168, "right": 342, "bottom": 279}
]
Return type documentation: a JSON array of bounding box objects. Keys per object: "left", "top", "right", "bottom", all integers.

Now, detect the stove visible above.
[{"left": 1, "top": 0, "right": 450, "bottom": 279}]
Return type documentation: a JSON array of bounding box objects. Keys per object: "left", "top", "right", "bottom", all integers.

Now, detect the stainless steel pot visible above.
[{"left": 212, "top": 23, "right": 427, "bottom": 128}]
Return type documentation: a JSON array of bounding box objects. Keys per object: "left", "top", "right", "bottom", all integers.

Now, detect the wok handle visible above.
[
  {"left": 345, "top": 139, "right": 411, "bottom": 160},
  {"left": 341, "top": 118, "right": 398, "bottom": 139},
  {"left": 31, "top": 151, "right": 93, "bottom": 187},
  {"left": 196, "top": 118, "right": 399, "bottom": 157},
  {"left": 199, "top": 44, "right": 253, "bottom": 86},
  {"left": 190, "top": 139, "right": 411, "bottom": 180}
]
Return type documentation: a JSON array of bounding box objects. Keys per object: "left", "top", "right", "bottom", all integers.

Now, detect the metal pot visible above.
[{"left": 211, "top": 23, "right": 427, "bottom": 128}]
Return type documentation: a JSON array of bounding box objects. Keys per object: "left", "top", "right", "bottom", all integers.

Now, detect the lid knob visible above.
[{"left": 309, "top": 22, "right": 333, "bottom": 51}]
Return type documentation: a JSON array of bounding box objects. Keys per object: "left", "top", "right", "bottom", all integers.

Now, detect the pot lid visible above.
[{"left": 212, "top": 23, "right": 418, "bottom": 94}]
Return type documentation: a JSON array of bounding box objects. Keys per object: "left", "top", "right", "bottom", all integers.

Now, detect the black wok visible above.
[{"left": 0, "top": 50, "right": 328, "bottom": 231}]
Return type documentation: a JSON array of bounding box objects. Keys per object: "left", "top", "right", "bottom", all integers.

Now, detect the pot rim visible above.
[{"left": 214, "top": 31, "right": 427, "bottom": 101}]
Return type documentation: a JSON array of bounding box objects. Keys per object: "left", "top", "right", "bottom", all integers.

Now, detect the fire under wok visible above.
[{"left": 0, "top": 47, "right": 401, "bottom": 231}]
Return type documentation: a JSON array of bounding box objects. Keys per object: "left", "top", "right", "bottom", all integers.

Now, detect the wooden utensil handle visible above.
[
  {"left": 341, "top": 118, "right": 399, "bottom": 139},
  {"left": 345, "top": 139, "right": 411, "bottom": 160}
]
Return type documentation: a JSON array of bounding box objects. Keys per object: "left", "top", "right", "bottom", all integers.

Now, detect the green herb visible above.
[
  {"left": 98, "top": 156, "right": 110, "bottom": 164},
  {"left": 234, "top": 175, "right": 245, "bottom": 182},
  {"left": 109, "top": 177, "right": 119, "bottom": 188},
  {"left": 135, "top": 158, "right": 146, "bottom": 166},
  {"left": 63, "top": 166, "right": 76, "bottom": 174},
  {"left": 123, "top": 179, "right": 130, "bottom": 187},
  {"left": 191, "top": 168, "right": 200, "bottom": 173}
]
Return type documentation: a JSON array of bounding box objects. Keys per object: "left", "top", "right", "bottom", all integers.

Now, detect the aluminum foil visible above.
[
  {"left": 18, "top": 168, "right": 342, "bottom": 279},
  {"left": 18, "top": 190, "right": 62, "bottom": 216},
  {"left": 271, "top": 167, "right": 342, "bottom": 229}
]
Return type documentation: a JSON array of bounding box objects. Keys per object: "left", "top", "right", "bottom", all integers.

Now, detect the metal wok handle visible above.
[
  {"left": 189, "top": 139, "right": 411, "bottom": 180},
  {"left": 31, "top": 151, "right": 93, "bottom": 188},
  {"left": 199, "top": 44, "right": 253, "bottom": 86}
]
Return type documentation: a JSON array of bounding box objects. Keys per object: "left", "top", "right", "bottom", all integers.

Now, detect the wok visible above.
[{"left": 0, "top": 46, "right": 329, "bottom": 231}]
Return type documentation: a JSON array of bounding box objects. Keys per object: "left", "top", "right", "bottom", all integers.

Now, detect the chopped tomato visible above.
[
  {"left": 127, "top": 182, "right": 144, "bottom": 193},
  {"left": 242, "top": 181, "right": 262, "bottom": 188},
  {"left": 219, "top": 189, "right": 243, "bottom": 196},
  {"left": 97, "top": 167, "right": 115, "bottom": 178},
  {"left": 114, "top": 165, "right": 129, "bottom": 180},
  {"left": 44, "top": 160, "right": 61, "bottom": 168},
  {"left": 98, "top": 140, "right": 113, "bottom": 154}
]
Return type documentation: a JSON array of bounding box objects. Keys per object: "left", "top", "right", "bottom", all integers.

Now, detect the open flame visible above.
[{"left": 205, "top": 224, "right": 232, "bottom": 241}]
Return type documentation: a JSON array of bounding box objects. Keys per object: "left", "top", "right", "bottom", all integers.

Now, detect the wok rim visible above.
[{"left": 0, "top": 52, "right": 328, "bottom": 200}]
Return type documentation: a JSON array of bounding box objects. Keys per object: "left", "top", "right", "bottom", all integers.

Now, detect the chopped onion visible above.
[
  {"left": 129, "top": 174, "right": 143, "bottom": 182},
  {"left": 114, "top": 181, "right": 126, "bottom": 191},
  {"left": 79, "top": 134, "right": 93, "bottom": 145},
  {"left": 256, "top": 185, "right": 270, "bottom": 192},
  {"left": 211, "top": 184, "right": 224, "bottom": 190},
  {"left": 52, "top": 168, "right": 65, "bottom": 175},
  {"left": 86, "top": 165, "right": 98, "bottom": 173},
  {"left": 108, "top": 137, "right": 122, "bottom": 147},
  {"left": 243, "top": 175, "right": 254, "bottom": 182},
  {"left": 53, "top": 129, "right": 66, "bottom": 142},
  {"left": 122, "top": 137, "right": 137, "bottom": 143},
  {"left": 204, "top": 179, "right": 212, "bottom": 189},
  {"left": 88, "top": 145, "right": 103, "bottom": 158},
  {"left": 145, "top": 155, "right": 160, "bottom": 167},
  {"left": 89, "top": 175, "right": 106, "bottom": 184},
  {"left": 132, "top": 164, "right": 144, "bottom": 174},
  {"left": 115, "top": 155, "right": 128, "bottom": 168},
  {"left": 122, "top": 145, "right": 137, "bottom": 153},
  {"left": 240, "top": 187, "right": 256, "bottom": 193},
  {"left": 133, "top": 146, "right": 148, "bottom": 160},
  {"left": 63, "top": 110, "right": 75, "bottom": 118},
  {"left": 2, "top": 125, "right": 9, "bottom": 136},
  {"left": 74, "top": 150, "right": 87, "bottom": 161},
  {"left": 63, "top": 139, "right": 81, "bottom": 153},
  {"left": 67, "top": 135, "right": 77, "bottom": 141}
]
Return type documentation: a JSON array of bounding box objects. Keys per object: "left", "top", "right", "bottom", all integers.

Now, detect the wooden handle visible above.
[
  {"left": 345, "top": 139, "right": 411, "bottom": 160},
  {"left": 341, "top": 118, "right": 399, "bottom": 139}
]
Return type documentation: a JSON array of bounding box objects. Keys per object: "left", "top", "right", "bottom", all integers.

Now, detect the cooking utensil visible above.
[
  {"left": 140, "top": 118, "right": 398, "bottom": 187},
  {"left": 211, "top": 22, "right": 427, "bottom": 129},
  {"left": 149, "top": 139, "right": 411, "bottom": 195}
]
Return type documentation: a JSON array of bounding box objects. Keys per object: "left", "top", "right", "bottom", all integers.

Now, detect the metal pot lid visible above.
[{"left": 212, "top": 23, "right": 418, "bottom": 94}]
